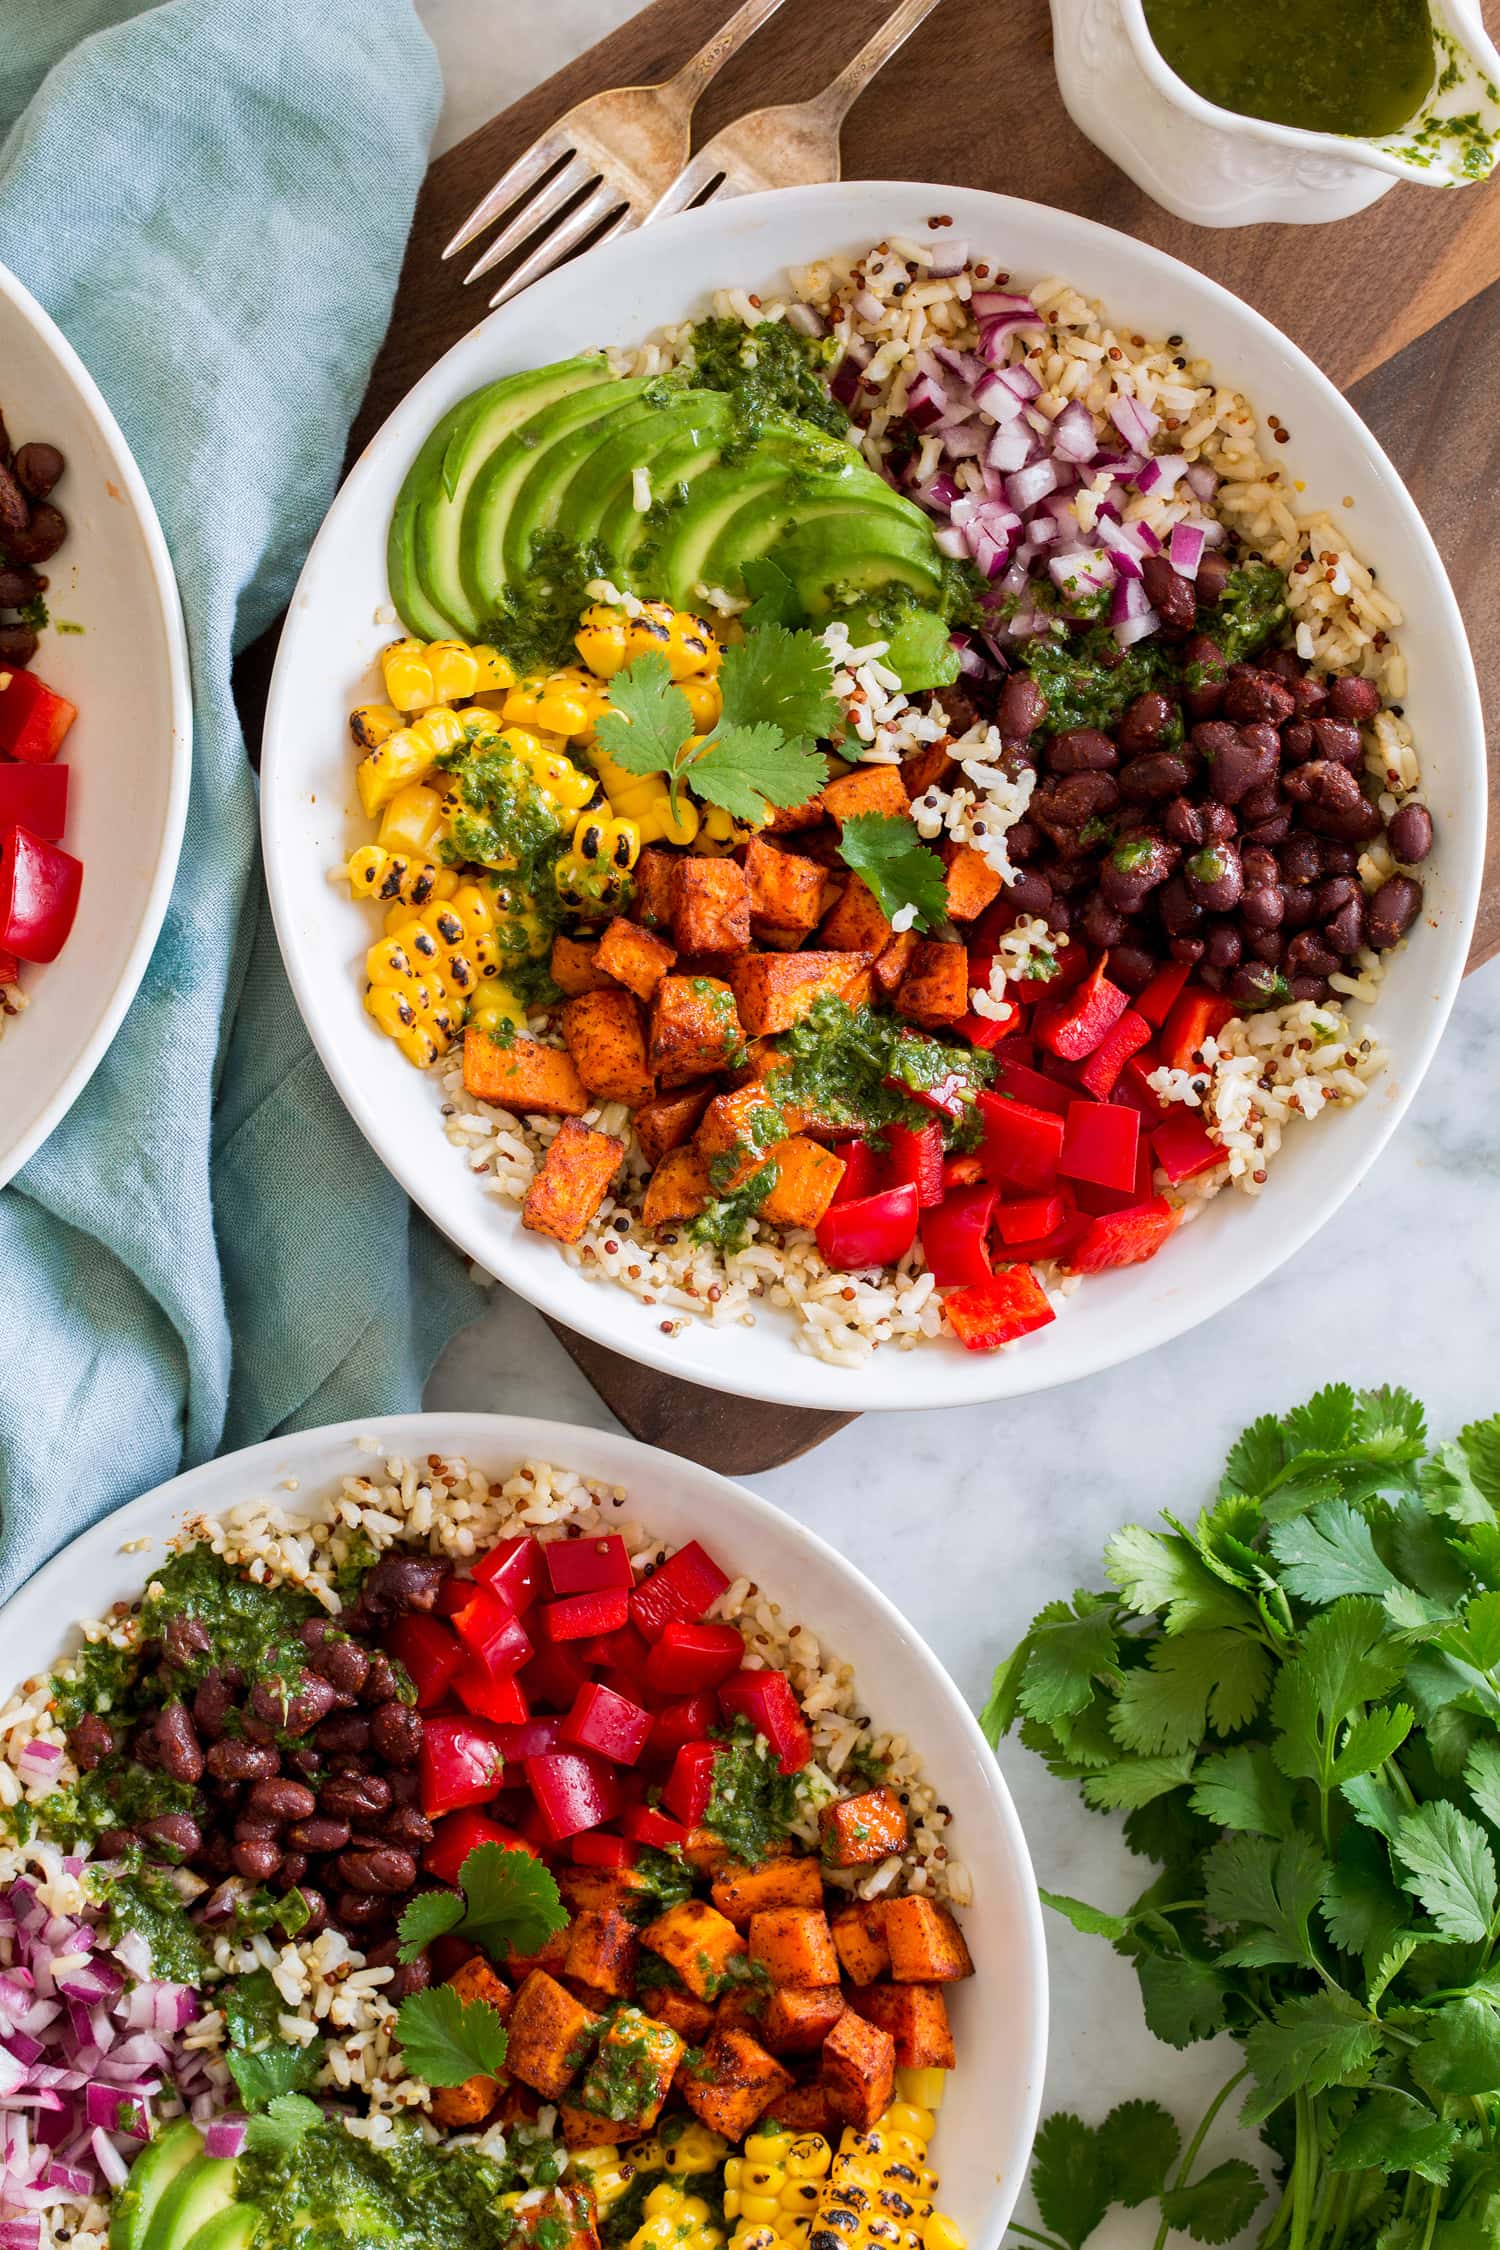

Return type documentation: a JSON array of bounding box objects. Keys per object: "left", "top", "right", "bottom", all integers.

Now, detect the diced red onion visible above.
[
  {"left": 938, "top": 422, "right": 985, "bottom": 461},
  {"left": 830, "top": 356, "right": 863, "bottom": 408},
  {"left": 986, "top": 422, "right": 1035, "bottom": 475},
  {"left": 933, "top": 525, "right": 970, "bottom": 561},
  {"left": 203, "top": 2120, "right": 248, "bottom": 2162},
  {"left": 784, "top": 302, "right": 826, "bottom": 338},
  {"left": 1004, "top": 460, "right": 1060, "bottom": 512},
  {"left": 995, "top": 362, "right": 1041, "bottom": 404},
  {"left": 0, "top": 2219, "right": 41, "bottom": 2250},
  {"left": 1169, "top": 522, "right": 1206, "bottom": 578},
  {"left": 14, "top": 1745, "right": 61, "bottom": 1790},
  {"left": 904, "top": 373, "right": 948, "bottom": 431},
  {"left": 971, "top": 289, "right": 1038, "bottom": 320},
  {"left": 1108, "top": 393, "right": 1160, "bottom": 451},
  {"left": 1048, "top": 550, "right": 1115, "bottom": 599},
  {"left": 971, "top": 371, "right": 1026, "bottom": 426},
  {"left": 952, "top": 636, "right": 990, "bottom": 679},
  {"left": 1134, "top": 453, "right": 1188, "bottom": 496},
  {"left": 1049, "top": 401, "right": 1097, "bottom": 463},
  {"left": 1184, "top": 461, "right": 1217, "bottom": 502},
  {"left": 926, "top": 238, "right": 970, "bottom": 279}
]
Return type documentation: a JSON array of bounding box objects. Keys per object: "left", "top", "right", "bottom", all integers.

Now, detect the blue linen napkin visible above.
[{"left": 0, "top": 0, "right": 483, "bottom": 1597}]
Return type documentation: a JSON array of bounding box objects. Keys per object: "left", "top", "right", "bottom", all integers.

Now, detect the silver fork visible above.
[
  {"left": 648, "top": 0, "right": 945, "bottom": 220},
  {"left": 445, "top": 0, "right": 790, "bottom": 308}
]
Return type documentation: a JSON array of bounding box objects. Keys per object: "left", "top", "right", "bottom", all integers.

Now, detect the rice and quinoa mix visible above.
[
  {"left": 0, "top": 1450, "right": 967, "bottom": 2249},
  {"left": 420, "top": 235, "right": 1418, "bottom": 1362}
]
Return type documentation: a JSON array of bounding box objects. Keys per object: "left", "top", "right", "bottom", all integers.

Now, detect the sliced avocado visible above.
[
  {"left": 110, "top": 2121, "right": 205, "bottom": 2250},
  {"left": 605, "top": 436, "right": 728, "bottom": 582},
  {"left": 500, "top": 388, "right": 662, "bottom": 586},
  {"left": 552, "top": 391, "right": 732, "bottom": 551},
  {"left": 183, "top": 2207, "right": 262, "bottom": 2250},
  {"left": 700, "top": 488, "right": 932, "bottom": 597},
  {"left": 837, "top": 602, "right": 962, "bottom": 691},
  {"left": 141, "top": 2155, "right": 239, "bottom": 2250},
  {"left": 388, "top": 405, "right": 468, "bottom": 642},
  {"left": 650, "top": 454, "right": 805, "bottom": 610},
  {"left": 773, "top": 517, "right": 946, "bottom": 618}
]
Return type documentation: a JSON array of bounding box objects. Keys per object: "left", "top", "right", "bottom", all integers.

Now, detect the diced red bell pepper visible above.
[
  {"left": 0, "top": 950, "right": 17, "bottom": 986},
  {"left": 544, "top": 1534, "right": 633, "bottom": 1596},
  {"left": 1135, "top": 959, "right": 1193, "bottom": 1029},
  {"left": 0, "top": 763, "right": 67, "bottom": 842},
  {"left": 450, "top": 1581, "right": 534, "bottom": 1677},
  {"left": 454, "top": 1657, "right": 530, "bottom": 1725},
  {"left": 540, "top": 1587, "right": 631, "bottom": 1642},
  {"left": 385, "top": 1612, "right": 463, "bottom": 1710},
  {"left": 942, "top": 1265, "right": 1057, "bottom": 1351},
  {"left": 0, "top": 671, "right": 76, "bottom": 765},
  {"left": 1152, "top": 1110, "right": 1224, "bottom": 1184},
  {"left": 830, "top": 1139, "right": 879, "bottom": 1203},
  {"left": 942, "top": 1152, "right": 985, "bottom": 1191},
  {"left": 644, "top": 1620, "right": 747, "bottom": 1697},
  {"left": 622, "top": 1804, "right": 692, "bottom": 1850},
  {"left": 424, "top": 1807, "right": 536, "bottom": 1885},
  {"left": 995, "top": 1191, "right": 1067, "bottom": 1247},
  {"left": 1066, "top": 1197, "right": 1181, "bottom": 1272},
  {"left": 577, "top": 1620, "right": 652, "bottom": 1674},
  {"left": 815, "top": 1183, "right": 920, "bottom": 1272},
  {"left": 473, "top": 1534, "right": 545, "bottom": 1612},
  {"left": 1078, "top": 1009, "right": 1153, "bottom": 1099},
  {"left": 420, "top": 1715, "right": 508, "bottom": 1819},
  {"left": 662, "top": 1741, "right": 720, "bottom": 1826},
  {"left": 0, "top": 825, "right": 82, "bottom": 964},
  {"left": 919, "top": 1185, "right": 996, "bottom": 1288},
  {"left": 1059, "top": 1101, "right": 1141, "bottom": 1193},
  {"left": 493, "top": 1714, "right": 565, "bottom": 1762},
  {"left": 630, "top": 1541, "right": 732, "bottom": 1644},
  {"left": 992, "top": 1055, "right": 1072, "bottom": 1116},
  {"left": 519, "top": 1637, "right": 590, "bottom": 1710},
  {"left": 977, "top": 1092, "right": 1065, "bottom": 1191},
  {"left": 1076, "top": 1135, "right": 1154, "bottom": 1214},
  {"left": 955, "top": 1007, "right": 1018, "bottom": 1052},
  {"left": 571, "top": 1830, "right": 639, "bottom": 1869},
  {"left": 1034, "top": 956, "right": 1129, "bottom": 1061},
  {"left": 563, "top": 1681, "right": 653, "bottom": 1765},
  {"left": 1115, "top": 1056, "right": 1171, "bottom": 1123},
  {"left": 1158, "top": 988, "right": 1237, "bottom": 1073},
  {"left": 882, "top": 1121, "right": 944, "bottom": 1209},
  {"left": 883, "top": 1053, "right": 975, "bottom": 1121},
  {"left": 648, "top": 1692, "right": 721, "bottom": 1761},
  {"left": 719, "top": 1668, "right": 813, "bottom": 1775},
  {"left": 1000, "top": 1211, "right": 1092, "bottom": 1264},
  {"left": 526, "top": 1750, "right": 622, "bottom": 1841}
]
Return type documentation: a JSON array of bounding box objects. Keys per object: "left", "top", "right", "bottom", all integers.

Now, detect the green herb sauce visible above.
[
  {"left": 686, "top": 316, "right": 849, "bottom": 446},
  {"left": 770, "top": 996, "right": 993, "bottom": 1147},
  {"left": 1144, "top": 0, "right": 1434, "bottom": 137},
  {"left": 92, "top": 1856, "right": 208, "bottom": 1984},
  {"left": 704, "top": 1715, "right": 806, "bottom": 1868},
  {"left": 1020, "top": 563, "right": 1287, "bottom": 734},
  {"left": 483, "top": 529, "right": 613, "bottom": 675},
  {"left": 436, "top": 737, "right": 568, "bottom": 878},
  {"left": 140, "top": 1545, "right": 319, "bottom": 1696},
  {"left": 240, "top": 2118, "right": 526, "bottom": 2250},
  {"left": 692, "top": 1161, "right": 779, "bottom": 1253},
  {"left": 626, "top": 1847, "right": 695, "bottom": 1916}
]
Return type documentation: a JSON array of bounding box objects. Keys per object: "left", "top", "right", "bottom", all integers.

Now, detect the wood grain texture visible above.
[{"left": 326, "top": 0, "right": 1500, "bottom": 1461}]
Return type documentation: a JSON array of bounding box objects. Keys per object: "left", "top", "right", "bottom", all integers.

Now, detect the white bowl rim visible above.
[
  {"left": 260, "top": 179, "right": 1485, "bottom": 1413},
  {"left": 0, "top": 1407, "right": 1049, "bottom": 2243},
  {"left": 0, "top": 259, "right": 193, "bottom": 1187}
]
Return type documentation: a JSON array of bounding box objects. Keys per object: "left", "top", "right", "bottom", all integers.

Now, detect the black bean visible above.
[
  {"left": 292, "top": 1887, "right": 328, "bottom": 1938},
  {"left": 995, "top": 672, "right": 1047, "bottom": 738},
  {"left": 1198, "top": 721, "right": 1278, "bottom": 807},
  {"left": 1319, "top": 841, "right": 1360, "bottom": 876},
  {"left": 337, "top": 1847, "right": 417, "bottom": 1896},
  {"left": 1289, "top": 975, "right": 1332, "bottom": 1003},
  {"left": 250, "top": 1670, "right": 341, "bottom": 1737},
  {"left": 1241, "top": 885, "right": 1285, "bottom": 931},
  {"left": 1081, "top": 897, "right": 1127, "bottom": 948},
  {"left": 192, "top": 1671, "right": 235, "bottom": 1740},
  {"left": 369, "top": 1702, "right": 422, "bottom": 1769},
  {"left": 1280, "top": 888, "right": 1320, "bottom": 934},
  {"left": 1279, "top": 835, "right": 1322, "bottom": 885},
  {"left": 1119, "top": 751, "right": 1190, "bottom": 803},
  {"left": 1310, "top": 716, "right": 1363, "bottom": 769},
  {"left": 1101, "top": 831, "right": 1174, "bottom": 913},
  {"left": 1031, "top": 770, "right": 1118, "bottom": 847},
  {"left": 1169, "top": 935, "right": 1206, "bottom": 964},
  {"left": 205, "top": 1739, "right": 280, "bottom": 1783},
  {"left": 13, "top": 443, "right": 64, "bottom": 500},
  {"left": 384, "top": 1805, "right": 435, "bottom": 1849},
  {"left": 1387, "top": 802, "right": 1433, "bottom": 865},
  {"left": 1117, "top": 691, "right": 1176, "bottom": 754},
  {"left": 1282, "top": 759, "right": 1360, "bottom": 814},
  {"left": 287, "top": 1815, "right": 351, "bottom": 1854},
  {"left": 1246, "top": 927, "right": 1285, "bottom": 965},
  {"left": 1046, "top": 726, "right": 1117, "bottom": 776},
  {"left": 155, "top": 1702, "right": 205, "bottom": 1784},
  {"left": 1180, "top": 633, "right": 1227, "bottom": 718},
  {"left": 319, "top": 1773, "right": 393, "bottom": 1823},
  {"left": 139, "top": 1813, "right": 202, "bottom": 1862},
  {"left": 1204, "top": 922, "right": 1242, "bottom": 970},
  {"left": 359, "top": 1654, "right": 400, "bottom": 1708},
  {"left": 233, "top": 1838, "right": 284, "bottom": 1883},
  {"left": 1284, "top": 932, "right": 1339, "bottom": 980},
  {"left": 1325, "top": 674, "right": 1381, "bottom": 721},
  {"left": 68, "top": 1713, "right": 118, "bottom": 1771},
  {"left": 1164, "top": 795, "right": 1206, "bottom": 849},
  {"left": 1159, "top": 875, "right": 1204, "bottom": 937},
  {"left": 248, "top": 1777, "right": 318, "bottom": 1823},
  {"left": 96, "top": 1829, "right": 136, "bottom": 1859},
  {"left": 1005, "top": 869, "right": 1054, "bottom": 920},
  {"left": 1241, "top": 847, "right": 1279, "bottom": 891},
  {"left": 1194, "top": 552, "right": 1232, "bottom": 604},
  {"left": 360, "top": 1554, "right": 449, "bottom": 1615},
  {"left": 0, "top": 621, "right": 37, "bottom": 666},
  {"left": 1365, "top": 875, "right": 1423, "bottom": 950},
  {"left": 234, "top": 1814, "right": 281, "bottom": 1843},
  {"left": 1279, "top": 720, "right": 1315, "bottom": 766},
  {"left": 1315, "top": 876, "right": 1357, "bottom": 918},
  {"left": 285, "top": 1745, "right": 324, "bottom": 1781},
  {"left": 1107, "top": 942, "right": 1158, "bottom": 993},
  {"left": 1223, "top": 666, "right": 1296, "bottom": 725},
  {"left": 1141, "top": 553, "right": 1196, "bottom": 632},
  {"left": 334, "top": 1890, "right": 389, "bottom": 1931},
  {"left": 0, "top": 565, "right": 40, "bottom": 607},
  {"left": 308, "top": 1639, "right": 370, "bottom": 1698},
  {"left": 5, "top": 503, "right": 67, "bottom": 564},
  {"left": 1324, "top": 897, "right": 1365, "bottom": 955},
  {"left": 279, "top": 1852, "right": 309, "bottom": 1888},
  {"left": 315, "top": 1712, "right": 371, "bottom": 1755},
  {"left": 0, "top": 462, "right": 28, "bottom": 540},
  {"left": 1230, "top": 963, "right": 1286, "bottom": 1005}
]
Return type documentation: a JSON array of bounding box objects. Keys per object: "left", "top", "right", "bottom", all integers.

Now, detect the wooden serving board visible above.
[{"left": 337, "top": 0, "right": 1500, "bottom": 1471}]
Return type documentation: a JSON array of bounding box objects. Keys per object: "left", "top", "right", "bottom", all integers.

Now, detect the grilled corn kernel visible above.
[
  {"left": 690, "top": 799, "right": 764, "bottom": 856},
  {"left": 348, "top": 843, "right": 457, "bottom": 913},
  {"left": 808, "top": 2108, "right": 960, "bottom": 2250},
  {"left": 679, "top": 672, "right": 723, "bottom": 730},
  {"left": 554, "top": 809, "right": 640, "bottom": 911},
  {"left": 362, "top": 885, "right": 498, "bottom": 1066},
  {"left": 895, "top": 2074, "right": 947, "bottom": 2116},
  {"left": 377, "top": 782, "right": 447, "bottom": 857},
  {"left": 350, "top": 701, "right": 404, "bottom": 751},
  {"left": 588, "top": 747, "right": 700, "bottom": 846},
  {"left": 921, "top": 2219, "right": 964, "bottom": 2250},
  {"left": 576, "top": 600, "right": 720, "bottom": 682},
  {"left": 631, "top": 2182, "right": 723, "bottom": 2250},
  {"left": 382, "top": 636, "right": 516, "bottom": 711},
  {"left": 726, "top": 2132, "right": 831, "bottom": 2249},
  {"left": 467, "top": 974, "right": 526, "bottom": 1037},
  {"left": 356, "top": 704, "right": 470, "bottom": 818},
  {"left": 502, "top": 666, "right": 612, "bottom": 739},
  {"left": 567, "top": 2148, "right": 648, "bottom": 2211},
  {"left": 662, "top": 2125, "right": 729, "bottom": 2176}
]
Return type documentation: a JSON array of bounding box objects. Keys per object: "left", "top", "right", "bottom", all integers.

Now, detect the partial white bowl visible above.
[
  {"left": 0, "top": 1411, "right": 1047, "bottom": 2242},
  {"left": 0, "top": 262, "right": 192, "bottom": 1187},
  {"left": 260, "top": 181, "right": 1484, "bottom": 1411}
]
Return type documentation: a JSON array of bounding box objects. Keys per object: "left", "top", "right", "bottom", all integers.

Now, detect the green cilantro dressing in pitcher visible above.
[{"left": 1143, "top": 0, "right": 1435, "bottom": 137}]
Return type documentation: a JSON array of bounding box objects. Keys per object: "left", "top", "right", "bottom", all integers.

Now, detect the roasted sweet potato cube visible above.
[
  {"left": 557, "top": 1865, "right": 658, "bottom": 1917},
  {"left": 463, "top": 1031, "right": 588, "bottom": 1117},
  {"left": 649, "top": 974, "right": 745, "bottom": 1088},
  {"left": 765, "top": 793, "right": 826, "bottom": 833},
  {"left": 642, "top": 1898, "right": 747, "bottom": 2000},
  {"left": 760, "top": 1138, "right": 846, "bottom": 1231},
  {"left": 746, "top": 837, "right": 825, "bottom": 941},
  {"left": 506, "top": 1927, "right": 571, "bottom": 1982},
  {"left": 749, "top": 1906, "right": 839, "bottom": 1990},
  {"left": 882, "top": 1895, "right": 974, "bottom": 1982},
  {"left": 430, "top": 2073, "right": 500, "bottom": 2128},
  {"left": 672, "top": 857, "right": 751, "bottom": 954},
  {"left": 505, "top": 1970, "right": 602, "bottom": 2100},
  {"left": 819, "top": 1786, "right": 910, "bottom": 1868},
  {"left": 577, "top": 2005, "right": 684, "bottom": 2130},
  {"left": 942, "top": 840, "right": 1004, "bottom": 922},
  {"left": 820, "top": 766, "right": 910, "bottom": 824},
  {"left": 564, "top": 1907, "right": 639, "bottom": 2000},
  {"left": 820, "top": 2006, "right": 895, "bottom": 2131},
  {"left": 557, "top": 2101, "right": 635, "bottom": 2147},
  {"left": 641, "top": 1142, "right": 712, "bottom": 1227},
  {"left": 874, "top": 931, "right": 919, "bottom": 996},
  {"left": 770, "top": 2080, "right": 834, "bottom": 2134},
  {"left": 727, "top": 950, "right": 874, "bottom": 1036},
  {"left": 830, "top": 1902, "right": 890, "bottom": 1987},
  {"left": 551, "top": 934, "right": 614, "bottom": 997},
  {"left": 711, "top": 1855, "right": 827, "bottom": 1929},
  {"left": 897, "top": 939, "right": 969, "bottom": 1026},
  {"left": 902, "top": 742, "right": 955, "bottom": 800},
  {"left": 632, "top": 847, "right": 677, "bottom": 929},
  {"left": 681, "top": 1827, "right": 733, "bottom": 1877},
  {"left": 561, "top": 988, "right": 655, "bottom": 1107},
  {"left": 715, "top": 1984, "right": 771, "bottom": 2038},
  {"left": 851, "top": 1981, "right": 955, "bottom": 2069},
  {"left": 522, "top": 1120, "right": 624, "bottom": 1244},
  {"left": 697, "top": 1082, "right": 785, "bottom": 1193},
  {"left": 596, "top": 915, "right": 678, "bottom": 1001},
  {"left": 636, "top": 1079, "right": 715, "bottom": 1169},
  {"left": 763, "top": 1983, "right": 846, "bottom": 2055},
  {"left": 648, "top": 1985, "right": 715, "bottom": 2043},
  {"left": 680, "top": 2028, "right": 793, "bottom": 2141},
  {"left": 819, "top": 874, "right": 893, "bottom": 955}
]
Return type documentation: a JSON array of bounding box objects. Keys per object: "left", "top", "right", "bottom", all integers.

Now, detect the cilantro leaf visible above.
[
  {"left": 395, "top": 1986, "right": 510, "bottom": 2088},
  {"left": 1270, "top": 1598, "right": 1404, "bottom": 1787},
  {"left": 1135, "top": 1951, "right": 1228, "bottom": 2048},
  {"left": 1158, "top": 2159, "right": 1266, "bottom": 2245},
  {"left": 1465, "top": 1739, "right": 1500, "bottom": 1828},
  {"left": 1221, "top": 1411, "right": 1289, "bottom": 1502},
  {"left": 1110, "top": 1631, "right": 1272, "bottom": 1755},
  {"left": 1104, "top": 1525, "right": 1254, "bottom": 1635},
  {"left": 1189, "top": 1744, "right": 1299, "bottom": 1838},
  {"left": 740, "top": 555, "right": 805, "bottom": 630},
  {"left": 1328, "top": 2088, "right": 1458, "bottom": 2184},
  {"left": 1329, "top": 1703, "right": 1414, "bottom": 1785},
  {"left": 1421, "top": 1415, "right": 1500, "bottom": 1526},
  {"left": 1391, "top": 1801, "right": 1499, "bottom": 1942},
  {"left": 717, "top": 622, "right": 840, "bottom": 742},
  {"left": 1017, "top": 1600, "right": 1119, "bottom": 1727},
  {"left": 398, "top": 1843, "right": 567, "bottom": 1967},
  {"left": 1092, "top": 2100, "right": 1181, "bottom": 2207},
  {"left": 1411, "top": 1995, "right": 1500, "bottom": 2100},
  {"left": 1029, "top": 2112, "right": 1114, "bottom": 2249},
  {"left": 835, "top": 812, "right": 950, "bottom": 935},
  {"left": 244, "top": 2092, "right": 323, "bottom": 2156},
  {"left": 1202, "top": 1831, "right": 1326, "bottom": 1970},
  {"left": 593, "top": 651, "right": 693, "bottom": 778},
  {"left": 1319, "top": 1822, "right": 1411, "bottom": 1959},
  {"left": 222, "top": 1969, "right": 321, "bottom": 2111},
  {"left": 1038, "top": 1889, "right": 1134, "bottom": 1943},
  {"left": 687, "top": 719, "right": 827, "bottom": 820},
  {"left": 1268, "top": 1501, "right": 1403, "bottom": 1606},
  {"left": 395, "top": 1889, "right": 465, "bottom": 1961},
  {"left": 1241, "top": 1990, "right": 1382, "bottom": 2125},
  {"left": 1081, "top": 1752, "right": 1197, "bottom": 1813}
]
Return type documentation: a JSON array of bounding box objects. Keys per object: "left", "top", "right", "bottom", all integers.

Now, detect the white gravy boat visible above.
[{"left": 1051, "top": 0, "right": 1500, "bottom": 225}]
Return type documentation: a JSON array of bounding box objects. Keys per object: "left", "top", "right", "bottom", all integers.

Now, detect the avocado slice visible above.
[
  {"left": 110, "top": 2122, "right": 205, "bottom": 2250},
  {"left": 552, "top": 391, "right": 732, "bottom": 551},
  {"left": 183, "top": 2207, "right": 262, "bottom": 2250},
  {"left": 388, "top": 405, "right": 469, "bottom": 642},
  {"left": 605, "top": 435, "right": 730, "bottom": 583},
  {"left": 141, "top": 2155, "right": 239, "bottom": 2250},
  {"left": 837, "top": 602, "right": 962, "bottom": 690},
  {"left": 499, "top": 388, "right": 663, "bottom": 587},
  {"left": 648, "top": 451, "right": 810, "bottom": 610}
]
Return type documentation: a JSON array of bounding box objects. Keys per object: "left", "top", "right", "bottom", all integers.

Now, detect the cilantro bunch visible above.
[
  {"left": 986, "top": 1386, "right": 1500, "bottom": 2250},
  {"left": 393, "top": 1844, "right": 568, "bottom": 2088}
]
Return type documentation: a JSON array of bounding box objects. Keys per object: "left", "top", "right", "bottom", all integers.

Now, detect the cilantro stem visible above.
[
  {"left": 1287, "top": 2089, "right": 1317, "bottom": 2250},
  {"left": 1415, "top": 2181, "right": 1442, "bottom": 2250},
  {"left": 1148, "top": 2067, "right": 1248, "bottom": 2250},
  {"left": 1006, "top": 2224, "right": 1069, "bottom": 2250}
]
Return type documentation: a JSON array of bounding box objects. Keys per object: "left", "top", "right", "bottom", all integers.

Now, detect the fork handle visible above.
[
  {"left": 815, "top": 0, "right": 945, "bottom": 122},
  {"left": 666, "top": 0, "right": 789, "bottom": 104}
]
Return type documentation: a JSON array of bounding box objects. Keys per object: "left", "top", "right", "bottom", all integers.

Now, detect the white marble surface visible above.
[{"left": 413, "top": 3, "right": 1500, "bottom": 2235}]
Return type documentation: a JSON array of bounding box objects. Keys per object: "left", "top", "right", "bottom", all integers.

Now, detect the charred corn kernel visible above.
[
  {"left": 377, "top": 782, "right": 447, "bottom": 857},
  {"left": 363, "top": 934, "right": 458, "bottom": 1068},
  {"left": 382, "top": 636, "right": 515, "bottom": 711},
  {"left": 576, "top": 600, "right": 720, "bottom": 682},
  {"left": 347, "top": 842, "right": 457, "bottom": 912},
  {"left": 588, "top": 747, "right": 700, "bottom": 846},
  {"left": 679, "top": 672, "right": 723, "bottom": 730},
  {"left": 630, "top": 2181, "right": 723, "bottom": 2250},
  {"left": 569, "top": 2149, "right": 651, "bottom": 2211},
  {"left": 502, "top": 666, "right": 612, "bottom": 739},
  {"left": 662, "top": 2125, "right": 729, "bottom": 2177},
  {"left": 554, "top": 808, "right": 640, "bottom": 911},
  {"left": 467, "top": 974, "right": 526, "bottom": 1037},
  {"left": 895, "top": 2073, "right": 947, "bottom": 2115},
  {"left": 922, "top": 2219, "right": 965, "bottom": 2250},
  {"left": 364, "top": 982, "right": 441, "bottom": 1070},
  {"left": 727, "top": 2133, "right": 832, "bottom": 2247},
  {"left": 356, "top": 704, "right": 470, "bottom": 818},
  {"left": 690, "top": 799, "right": 764, "bottom": 856},
  {"left": 507, "top": 731, "right": 597, "bottom": 816},
  {"left": 808, "top": 2108, "right": 960, "bottom": 2250},
  {"left": 350, "top": 702, "right": 404, "bottom": 751}
]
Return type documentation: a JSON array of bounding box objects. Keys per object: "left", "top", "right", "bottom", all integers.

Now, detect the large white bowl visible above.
[
  {"left": 0, "top": 262, "right": 192, "bottom": 1187},
  {"left": 1, "top": 1411, "right": 1047, "bottom": 2242},
  {"left": 260, "top": 182, "right": 1484, "bottom": 1410}
]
